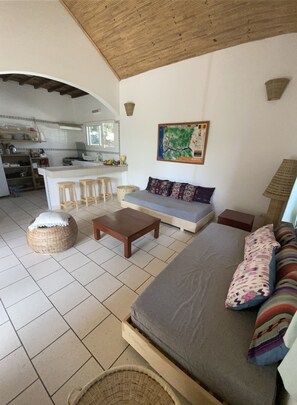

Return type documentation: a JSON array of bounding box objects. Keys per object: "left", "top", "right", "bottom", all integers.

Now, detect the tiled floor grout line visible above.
[
  {"left": 6, "top": 378, "right": 49, "bottom": 405},
  {"left": 16, "top": 306, "right": 54, "bottom": 333}
]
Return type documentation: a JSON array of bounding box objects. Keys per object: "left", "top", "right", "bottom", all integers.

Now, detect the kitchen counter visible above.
[{"left": 39, "top": 164, "right": 128, "bottom": 209}]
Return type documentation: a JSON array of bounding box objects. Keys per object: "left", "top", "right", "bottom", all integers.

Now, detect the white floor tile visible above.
[
  {"left": 0, "top": 277, "right": 39, "bottom": 308},
  {"left": 88, "top": 246, "right": 116, "bottom": 265},
  {"left": 7, "top": 290, "right": 53, "bottom": 330},
  {"left": 0, "top": 245, "right": 12, "bottom": 259},
  {"left": 19, "top": 252, "right": 49, "bottom": 268},
  {"left": 49, "top": 281, "right": 90, "bottom": 315},
  {"left": 0, "top": 321, "right": 21, "bottom": 360},
  {"left": 144, "top": 257, "right": 168, "bottom": 276},
  {"left": 75, "top": 239, "right": 101, "bottom": 255},
  {"left": 9, "top": 380, "right": 53, "bottom": 405},
  {"left": 64, "top": 296, "right": 110, "bottom": 339},
  {"left": 104, "top": 285, "right": 138, "bottom": 321},
  {"left": 52, "top": 358, "right": 103, "bottom": 405},
  {"left": 160, "top": 224, "right": 177, "bottom": 236},
  {"left": 149, "top": 244, "right": 175, "bottom": 261},
  {"left": 101, "top": 254, "right": 131, "bottom": 276},
  {"left": 6, "top": 236, "right": 27, "bottom": 248},
  {"left": 18, "top": 308, "right": 69, "bottom": 359},
  {"left": 0, "top": 301, "right": 8, "bottom": 325},
  {"left": 71, "top": 262, "right": 105, "bottom": 286},
  {"left": 136, "top": 276, "right": 155, "bottom": 295},
  {"left": 86, "top": 272, "right": 122, "bottom": 302},
  {"left": 156, "top": 234, "right": 175, "bottom": 247},
  {"left": 83, "top": 314, "right": 128, "bottom": 370},
  {"left": 133, "top": 237, "right": 158, "bottom": 252},
  {"left": 171, "top": 229, "right": 193, "bottom": 243},
  {"left": 0, "top": 254, "right": 21, "bottom": 273},
  {"left": 112, "top": 243, "right": 139, "bottom": 257},
  {"left": 51, "top": 247, "right": 78, "bottom": 261},
  {"left": 99, "top": 236, "right": 122, "bottom": 249},
  {"left": 32, "top": 330, "right": 90, "bottom": 395},
  {"left": 37, "top": 269, "right": 74, "bottom": 296},
  {"left": 169, "top": 240, "right": 187, "bottom": 253},
  {"left": 0, "top": 264, "right": 28, "bottom": 289},
  {"left": 117, "top": 265, "right": 150, "bottom": 290},
  {"left": 0, "top": 347, "right": 38, "bottom": 405},
  {"left": 166, "top": 252, "right": 179, "bottom": 264},
  {"left": 27, "top": 258, "right": 61, "bottom": 281},
  {"left": 1, "top": 229, "right": 25, "bottom": 241},
  {"left": 112, "top": 345, "right": 149, "bottom": 368},
  {"left": 12, "top": 244, "right": 34, "bottom": 258},
  {"left": 0, "top": 223, "right": 21, "bottom": 235},
  {"left": 128, "top": 249, "right": 154, "bottom": 268},
  {"left": 59, "top": 252, "right": 90, "bottom": 273}
]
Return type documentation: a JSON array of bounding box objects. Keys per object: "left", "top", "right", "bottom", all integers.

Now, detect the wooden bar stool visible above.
[
  {"left": 58, "top": 182, "right": 78, "bottom": 210},
  {"left": 97, "top": 177, "right": 113, "bottom": 202},
  {"left": 79, "top": 179, "right": 98, "bottom": 207}
]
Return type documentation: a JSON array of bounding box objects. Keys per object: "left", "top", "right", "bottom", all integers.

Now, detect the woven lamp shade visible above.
[
  {"left": 265, "top": 78, "right": 290, "bottom": 101},
  {"left": 263, "top": 159, "right": 297, "bottom": 201}
]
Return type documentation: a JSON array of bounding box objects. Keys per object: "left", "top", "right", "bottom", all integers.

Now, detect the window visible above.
[{"left": 86, "top": 121, "right": 119, "bottom": 152}]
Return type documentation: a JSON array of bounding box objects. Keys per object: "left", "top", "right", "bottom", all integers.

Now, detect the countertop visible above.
[{"left": 38, "top": 164, "right": 128, "bottom": 178}]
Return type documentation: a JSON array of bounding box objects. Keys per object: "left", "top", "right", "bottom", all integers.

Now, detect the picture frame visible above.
[{"left": 157, "top": 121, "right": 210, "bottom": 164}]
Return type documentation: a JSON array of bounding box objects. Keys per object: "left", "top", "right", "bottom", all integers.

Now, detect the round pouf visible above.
[
  {"left": 117, "top": 185, "right": 137, "bottom": 202},
  {"left": 27, "top": 216, "right": 78, "bottom": 254},
  {"left": 68, "top": 365, "right": 180, "bottom": 405}
]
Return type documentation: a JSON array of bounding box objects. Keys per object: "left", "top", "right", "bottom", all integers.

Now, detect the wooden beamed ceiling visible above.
[
  {"left": 60, "top": 0, "right": 297, "bottom": 80},
  {"left": 0, "top": 74, "right": 88, "bottom": 98}
]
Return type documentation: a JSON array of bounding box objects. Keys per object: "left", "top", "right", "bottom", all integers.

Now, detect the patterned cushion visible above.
[
  {"left": 157, "top": 180, "right": 173, "bottom": 197},
  {"left": 274, "top": 222, "right": 297, "bottom": 246},
  {"left": 170, "top": 182, "right": 188, "bottom": 199},
  {"left": 225, "top": 248, "right": 276, "bottom": 310},
  {"left": 244, "top": 224, "right": 280, "bottom": 260},
  {"left": 276, "top": 241, "right": 297, "bottom": 282},
  {"left": 193, "top": 186, "right": 215, "bottom": 204},
  {"left": 247, "top": 271, "right": 297, "bottom": 365},
  {"left": 182, "top": 184, "right": 197, "bottom": 202}
]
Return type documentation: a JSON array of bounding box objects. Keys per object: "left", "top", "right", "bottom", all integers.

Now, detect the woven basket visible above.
[
  {"left": 117, "top": 185, "right": 137, "bottom": 202},
  {"left": 26, "top": 215, "right": 78, "bottom": 254},
  {"left": 68, "top": 365, "right": 180, "bottom": 405},
  {"left": 265, "top": 78, "right": 290, "bottom": 100}
]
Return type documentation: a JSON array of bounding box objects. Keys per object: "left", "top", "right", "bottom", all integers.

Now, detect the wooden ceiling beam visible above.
[
  {"left": 2, "top": 74, "right": 15, "bottom": 82},
  {"left": 47, "top": 84, "right": 66, "bottom": 93},
  {"left": 19, "top": 76, "right": 35, "bottom": 86},
  {"left": 34, "top": 79, "right": 53, "bottom": 89}
]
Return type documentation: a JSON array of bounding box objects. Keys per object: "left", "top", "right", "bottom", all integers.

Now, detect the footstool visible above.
[{"left": 27, "top": 213, "right": 78, "bottom": 254}]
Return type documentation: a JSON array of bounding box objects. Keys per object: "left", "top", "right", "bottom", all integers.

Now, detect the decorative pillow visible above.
[
  {"left": 225, "top": 248, "right": 276, "bottom": 310},
  {"left": 146, "top": 176, "right": 154, "bottom": 191},
  {"left": 247, "top": 271, "right": 297, "bottom": 365},
  {"left": 244, "top": 224, "right": 280, "bottom": 260},
  {"left": 157, "top": 180, "right": 173, "bottom": 197},
  {"left": 276, "top": 241, "right": 297, "bottom": 282},
  {"left": 28, "top": 211, "right": 70, "bottom": 231},
  {"left": 170, "top": 182, "right": 188, "bottom": 200},
  {"left": 193, "top": 186, "right": 215, "bottom": 204},
  {"left": 146, "top": 177, "right": 161, "bottom": 194},
  {"left": 182, "top": 184, "right": 197, "bottom": 202},
  {"left": 274, "top": 222, "right": 297, "bottom": 246}
]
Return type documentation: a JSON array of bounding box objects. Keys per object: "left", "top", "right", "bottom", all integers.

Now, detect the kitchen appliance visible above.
[
  {"left": 0, "top": 155, "right": 9, "bottom": 196},
  {"left": 62, "top": 157, "right": 83, "bottom": 166}
]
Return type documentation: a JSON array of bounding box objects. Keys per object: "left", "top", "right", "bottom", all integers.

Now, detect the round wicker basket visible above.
[
  {"left": 68, "top": 365, "right": 180, "bottom": 405},
  {"left": 117, "top": 185, "right": 137, "bottom": 202},
  {"left": 26, "top": 215, "right": 78, "bottom": 254}
]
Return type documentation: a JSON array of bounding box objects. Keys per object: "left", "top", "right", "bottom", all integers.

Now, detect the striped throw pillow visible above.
[
  {"left": 274, "top": 222, "right": 297, "bottom": 246},
  {"left": 276, "top": 242, "right": 297, "bottom": 282},
  {"left": 247, "top": 271, "right": 297, "bottom": 365}
]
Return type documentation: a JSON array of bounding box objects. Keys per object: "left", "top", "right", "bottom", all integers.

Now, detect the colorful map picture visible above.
[{"left": 157, "top": 121, "right": 209, "bottom": 164}]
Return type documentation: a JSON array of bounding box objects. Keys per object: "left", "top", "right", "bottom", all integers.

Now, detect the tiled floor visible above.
[{"left": 0, "top": 190, "right": 193, "bottom": 405}]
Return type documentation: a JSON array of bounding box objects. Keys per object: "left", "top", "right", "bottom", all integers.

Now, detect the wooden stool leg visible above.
[
  {"left": 109, "top": 180, "right": 113, "bottom": 200},
  {"left": 102, "top": 181, "right": 106, "bottom": 202},
  {"left": 73, "top": 186, "right": 78, "bottom": 209}
]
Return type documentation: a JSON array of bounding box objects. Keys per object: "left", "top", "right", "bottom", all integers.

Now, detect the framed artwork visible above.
[{"left": 157, "top": 121, "right": 210, "bottom": 164}]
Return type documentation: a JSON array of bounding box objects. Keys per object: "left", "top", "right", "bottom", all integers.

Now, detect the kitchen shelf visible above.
[
  {"left": 4, "top": 165, "right": 31, "bottom": 169},
  {"left": 7, "top": 176, "right": 33, "bottom": 181}
]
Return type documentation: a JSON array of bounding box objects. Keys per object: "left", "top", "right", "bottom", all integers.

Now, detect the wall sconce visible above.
[
  {"left": 265, "top": 78, "right": 290, "bottom": 101},
  {"left": 124, "top": 102, "right": 135, "bottom": 116}
]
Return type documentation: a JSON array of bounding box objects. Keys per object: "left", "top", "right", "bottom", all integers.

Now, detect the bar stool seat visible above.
[
  {"left": 58, "top": 182, "right": 78, "bottom": 210},
  {"left": 79, "top": 179, "right": 98, "bottom": 207},
  {"left": 97, "top": 177, "right": 113, "bottom": 202}
]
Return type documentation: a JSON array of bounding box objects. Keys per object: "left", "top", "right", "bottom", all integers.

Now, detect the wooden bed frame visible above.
[
  {"left": 122, "top": 316, "right": 227, "bottom": 405},
  {"left": 120, "top": 200, "right": 215, "bottom": 233}
]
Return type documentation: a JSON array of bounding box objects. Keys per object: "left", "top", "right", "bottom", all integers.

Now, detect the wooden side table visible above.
[{"left": 218, "top": 209, "right": 254, "bottom": 232}]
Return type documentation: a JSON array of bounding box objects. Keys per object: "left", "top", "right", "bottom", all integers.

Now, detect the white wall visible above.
[
  {"left": 0, "top": 1, "right": 119, "bottom": 115},
  {"left": 120, "top": 34, "right": 297, "bottom": 218}
]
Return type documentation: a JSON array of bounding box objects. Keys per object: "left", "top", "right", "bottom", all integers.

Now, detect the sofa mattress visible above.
[
  {"left": 131, "top": 223, "right": 277, "bottom": 405},
  {"left": 124, "top": 190, "right": 213, "bottom": 223}
]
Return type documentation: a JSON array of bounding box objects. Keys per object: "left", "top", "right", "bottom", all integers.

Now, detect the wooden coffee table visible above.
[{"left": 92, "top": 208, "right": 161, "bottom": 258}]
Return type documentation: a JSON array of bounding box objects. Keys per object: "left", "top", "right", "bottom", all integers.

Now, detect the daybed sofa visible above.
[
  {"left": 121, "top": 178, "right": 215, "bottom": 233},
  {"left": 122, "top": 221, "right": 297, "bottom": 405}
]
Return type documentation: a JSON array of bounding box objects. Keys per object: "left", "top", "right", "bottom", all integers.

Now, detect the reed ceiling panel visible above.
[{"left": 60, "top": 0, "right": 297, "bottom": 79}]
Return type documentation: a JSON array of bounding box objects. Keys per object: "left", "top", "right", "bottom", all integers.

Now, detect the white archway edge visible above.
[{"left": 0, "top": 1, "right": 119, "bottom": 117}]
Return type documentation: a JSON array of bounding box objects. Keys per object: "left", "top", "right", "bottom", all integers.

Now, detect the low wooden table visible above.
[
  {"left": 218, "top": 209, "right": 255, "bottom": 232},
  {"left": 92, "top": 208, "right": 161, "bottom": 258}
]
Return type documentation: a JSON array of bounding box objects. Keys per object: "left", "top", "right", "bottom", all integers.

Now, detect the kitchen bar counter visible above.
[{"left": 39, "top": 164, "right": 128, "bottom": 209}]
